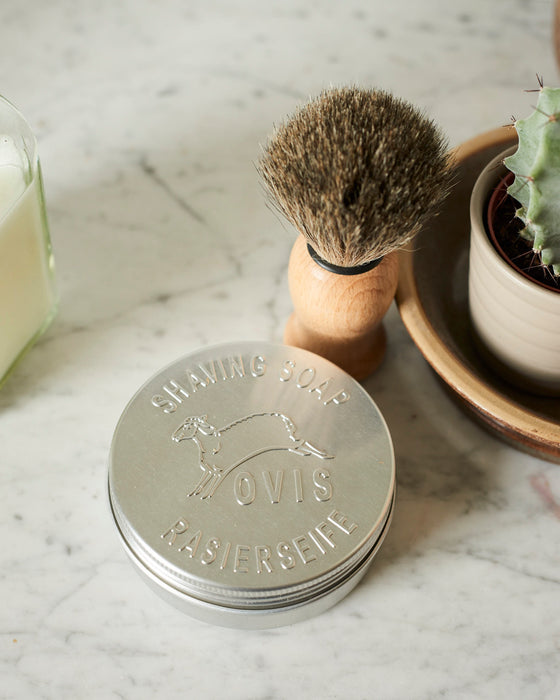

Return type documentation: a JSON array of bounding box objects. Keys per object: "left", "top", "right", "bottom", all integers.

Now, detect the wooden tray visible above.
[{"left": 396, "top": 127, "right": 560, "bottom": 463}]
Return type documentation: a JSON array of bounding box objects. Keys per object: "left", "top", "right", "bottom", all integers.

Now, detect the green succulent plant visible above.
[{"left": 504, "top": 85, "right": 560, "bottom": 277}]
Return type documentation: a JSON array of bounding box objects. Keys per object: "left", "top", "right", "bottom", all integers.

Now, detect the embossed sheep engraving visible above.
[{"left": 172, "top": 412, "right": 333, "bottom": 499}]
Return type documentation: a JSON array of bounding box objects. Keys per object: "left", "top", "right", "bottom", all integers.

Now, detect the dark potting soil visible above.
[{"left": 487, "top": 185, "right": 560, "bottom": 291}]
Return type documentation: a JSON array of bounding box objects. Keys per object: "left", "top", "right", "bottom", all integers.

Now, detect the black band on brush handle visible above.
[{"left": 307, "top": 244, "right": 384, "bottom": 275}]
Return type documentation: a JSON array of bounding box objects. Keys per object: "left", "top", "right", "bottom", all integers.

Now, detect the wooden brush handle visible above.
[{"left": 284, "top": 235, "right": 399, "bottom": 380}]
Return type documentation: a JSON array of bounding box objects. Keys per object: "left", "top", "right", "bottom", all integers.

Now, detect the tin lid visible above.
[{"left": 108, "top": 342, "right": 395, "bottom": 628}]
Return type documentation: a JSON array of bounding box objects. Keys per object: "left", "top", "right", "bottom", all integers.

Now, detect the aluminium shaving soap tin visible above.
[{"left": 108, "top": 341, "right": 395, "bottom": 629}]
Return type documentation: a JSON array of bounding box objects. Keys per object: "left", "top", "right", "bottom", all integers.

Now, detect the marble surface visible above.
[{"left": 1, "top": 1, "right": 559, "bottom": 698}]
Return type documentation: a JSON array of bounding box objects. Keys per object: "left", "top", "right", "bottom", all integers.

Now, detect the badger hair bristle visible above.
[{"left": 258, "top": 86, "right": 453, "bottom": 268}]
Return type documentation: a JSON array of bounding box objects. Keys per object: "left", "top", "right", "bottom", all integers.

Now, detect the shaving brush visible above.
[{"left": 258, "top": 86, "right": 452, "bottom": 379}]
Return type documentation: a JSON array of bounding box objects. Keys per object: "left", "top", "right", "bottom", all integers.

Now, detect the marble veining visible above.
[{"left": 1, "top": 1, "right": 559, "bottom": 698}]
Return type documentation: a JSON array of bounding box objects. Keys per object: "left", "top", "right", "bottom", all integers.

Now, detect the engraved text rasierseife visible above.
[{"left": 160, "top": 508, "right": 359, "bottom": 574}]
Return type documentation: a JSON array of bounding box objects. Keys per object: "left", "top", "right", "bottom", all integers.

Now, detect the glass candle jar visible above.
[{"left": 0, "top": 96, "right": 57, "bottom": 387}]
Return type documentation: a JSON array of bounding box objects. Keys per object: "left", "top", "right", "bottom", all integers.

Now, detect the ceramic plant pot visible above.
[{"left": 469, "top": 147, "right": 560, "bottom": 395}]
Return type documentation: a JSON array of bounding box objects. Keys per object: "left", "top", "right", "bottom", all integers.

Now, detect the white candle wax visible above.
[{"left": 0, "top": 134, "right": 57, "bottom": 383}]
